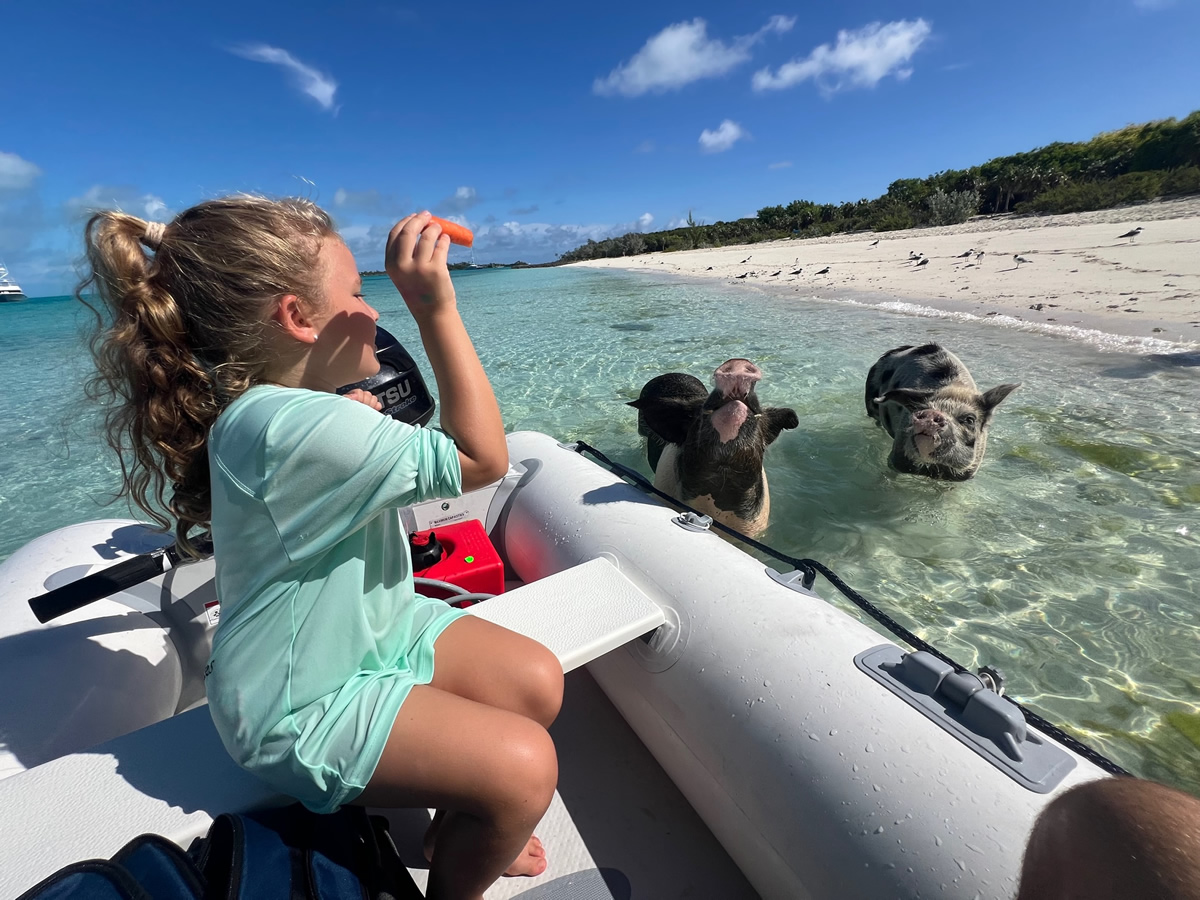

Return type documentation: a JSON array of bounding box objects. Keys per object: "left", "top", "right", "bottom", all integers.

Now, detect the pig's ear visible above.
[
  {"left": 764, "top": 407, "right": 800, "bottom": 444},
  {"left": 875, "top": 388, "right": 934, "bottom": 411},
  {"left": 628, "top": 395, "right": 704, "bottom": 445},
  {"left": 981, "top": 383, "right": 1020, "bottom": 413}
]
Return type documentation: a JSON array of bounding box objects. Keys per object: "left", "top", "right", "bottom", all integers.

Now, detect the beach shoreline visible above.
[{"left": 571, "top": 197, "right": 1200, "bottom": 349}]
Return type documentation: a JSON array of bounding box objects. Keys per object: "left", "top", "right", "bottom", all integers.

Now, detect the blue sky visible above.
[{"left": 3, "top": 0, "right": 1198, "bottom": 296}]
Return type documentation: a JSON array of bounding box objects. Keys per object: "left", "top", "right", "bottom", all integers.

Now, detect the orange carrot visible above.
[{"left": 429, "top": 215, "right": 474, "bottom": 247}]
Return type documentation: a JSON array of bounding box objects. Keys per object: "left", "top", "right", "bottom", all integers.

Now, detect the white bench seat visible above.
[{"left": 0, "top": 558, "right": 662, "bottom": 897}]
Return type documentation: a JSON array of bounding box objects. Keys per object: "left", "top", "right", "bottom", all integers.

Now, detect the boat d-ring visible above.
[{"left": 673, "top": 511, "right": 713, "bottom": 532}]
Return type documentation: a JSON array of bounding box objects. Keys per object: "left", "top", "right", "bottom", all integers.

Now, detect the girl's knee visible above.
[
  {"left": 483, "top": 721, "right": 558, "bottom": 822},
  {"left": 524, "top": 647, "right": 564, "bottom": 727}
]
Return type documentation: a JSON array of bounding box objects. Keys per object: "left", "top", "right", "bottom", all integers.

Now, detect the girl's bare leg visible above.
[
  {"left": 429, "top": 616, "right": 564, "bottom": 727},
  {"left": 356, "top": 684, "right": 557, "bottom": 900},
  {"left": 416, "top": 617, "right": 564, "bottom": 870}
]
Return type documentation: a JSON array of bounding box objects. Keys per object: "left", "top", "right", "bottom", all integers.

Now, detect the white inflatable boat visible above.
[{"left": 0, "top": 430, "right": 1118, "bottom": 899}]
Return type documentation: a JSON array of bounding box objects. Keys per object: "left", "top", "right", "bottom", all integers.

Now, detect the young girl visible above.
[{"left": 80, "top": 198, "right": 563, "bottom": 900}]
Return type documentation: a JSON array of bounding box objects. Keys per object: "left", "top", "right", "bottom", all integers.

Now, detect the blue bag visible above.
[{"left": 16, "top": 804, "right": 421, "bottom": 900}]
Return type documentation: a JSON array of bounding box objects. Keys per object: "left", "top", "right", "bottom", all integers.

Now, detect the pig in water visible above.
[
  {"left": 627, "top": 359, "right": 799, "bottom": 535},
  {"left": 865, "top": 343, "right": 1020, "bottom": 481}
]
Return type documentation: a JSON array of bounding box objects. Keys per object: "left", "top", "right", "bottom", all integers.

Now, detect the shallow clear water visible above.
[{"left": 3, "top": 268, "right": 1199, "bottom": 792}]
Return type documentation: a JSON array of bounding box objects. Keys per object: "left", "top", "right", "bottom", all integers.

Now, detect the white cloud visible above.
[
  {"left": 0, "top": 151, "right": 41, "bottom": 190},
  {"left": 143, "top": 196, "right": 169, "bottom": 220},
  {"left": 753, "top": 19, "right": 932, "bottom": 94},
  {"left": 65, "top": 185, "right": 174, "bottom": 221},
  {"left": 699, "top": 120, "right": 747, "bottom": 153},
  {"left": 594, "top": 15, "right": 794, "bottom": 97},
  {"left": 638, "top": 212, "right": 654, "bottom": 230},
  {"left": 230, "top": 43, "right": 338, "bottom": 111},
  {"left": 440, "top": 185, "right": 481, "bottom": 213}
]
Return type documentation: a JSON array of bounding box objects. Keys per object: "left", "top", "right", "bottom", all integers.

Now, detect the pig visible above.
[
  {"left": 627, "top": 359, "right": 799, "bottom": 535},
  {"left": 865, "top": 343, "right": 1020, "bottom": 481}
]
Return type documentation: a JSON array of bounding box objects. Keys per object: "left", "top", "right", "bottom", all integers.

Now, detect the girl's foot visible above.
[
  {"left": 424, "top": 810, "right": 547, "bottom": 878},
  {"left": 504, "top": 835, "right": 547, "bottom": 877}
]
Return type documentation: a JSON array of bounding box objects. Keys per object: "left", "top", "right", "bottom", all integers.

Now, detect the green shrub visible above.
[
  {"left": 1162, "top": 166, "right": 1200, "bottom": 196},
  {"left": 925, "top": 189, "right": 980, "bottom": 226}
]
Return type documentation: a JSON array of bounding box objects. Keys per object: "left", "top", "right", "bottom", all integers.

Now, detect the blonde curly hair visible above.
[{"left": 78, "top": 196, "right": 337, "bottom": 554}]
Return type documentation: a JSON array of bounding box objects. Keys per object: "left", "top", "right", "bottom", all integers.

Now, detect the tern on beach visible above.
[
  {"left": 955, "top": 249, "right": 974, "bottom": 258},
  {"left": 815, "top": 266, "right": 830, "bottom": 275},
  {"left": 1118, "top": 227, "right": 1143, "bottom": 243},
  {"left": 915, "top": 257, "right": 930, "bottom": 268},
  {"left": 1014, "top": 255, "right": 1032, "bottom": 268},
  {"left": 869, "top": 239, "right": 879, "bottom": 248}
]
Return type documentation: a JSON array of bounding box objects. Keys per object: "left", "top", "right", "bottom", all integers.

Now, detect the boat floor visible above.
[{"left": 387, "top": 667, "right": 760, "bottom": 899}]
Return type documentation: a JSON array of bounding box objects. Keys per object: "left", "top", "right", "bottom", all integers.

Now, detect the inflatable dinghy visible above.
[{"left": 0, "top": 430, "right": 1121, "bottom": 899}]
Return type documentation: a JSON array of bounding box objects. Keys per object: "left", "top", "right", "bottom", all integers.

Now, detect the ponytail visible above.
[{"left": 78, "top": 196, "right": 336, "bottom": 555}]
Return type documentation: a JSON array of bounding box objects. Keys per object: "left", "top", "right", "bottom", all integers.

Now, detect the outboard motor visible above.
[{"left": 337, "top": 325, "right": 436, "bottom": 427}]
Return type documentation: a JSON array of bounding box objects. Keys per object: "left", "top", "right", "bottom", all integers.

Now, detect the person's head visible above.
[
  {"left": 79, "top": 194, "right": 367, "bottom": 552},
  {"left": 1017, "top": 777, "right": 1200, "bottom": 899}
]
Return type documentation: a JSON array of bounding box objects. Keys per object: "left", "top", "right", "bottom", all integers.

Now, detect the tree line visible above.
[{"left": 558, "top": 110, "right": 1200, "bottom": 263}]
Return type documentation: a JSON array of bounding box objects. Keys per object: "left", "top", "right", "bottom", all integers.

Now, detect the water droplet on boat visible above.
[
  {"left": 865, "top": 744, "right": 874, "bottom": 753},
  {"left": 829, "top": 729, "right": 838, "bottom": 736},
  {"left": 956, "top": 859, "right": 967, "bottom": 872},
  {"left": 875, "top": 825, "right": 885, "bottom": 834},
  {"left": 935, "top": 836, "right": 943, "bottom": 846},
  {"left": 808, "top": 733, "right": 820, "bottom": 741},
  {"left": 873, "top": 784, "right": 882, "bottom": 792}
]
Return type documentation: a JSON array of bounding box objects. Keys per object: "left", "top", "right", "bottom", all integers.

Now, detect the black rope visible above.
[{"left": 570, "top": 440, "right": 1131, "bottom": 778}]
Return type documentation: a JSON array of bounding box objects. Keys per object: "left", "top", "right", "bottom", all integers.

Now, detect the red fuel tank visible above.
[{"left": 409, "top": 519, "right": 504, "bottom": 606}]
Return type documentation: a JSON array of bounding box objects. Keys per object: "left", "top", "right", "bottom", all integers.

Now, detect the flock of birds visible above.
[{"left": 726, "top": 226, "right": 1144, "bottom": 281}]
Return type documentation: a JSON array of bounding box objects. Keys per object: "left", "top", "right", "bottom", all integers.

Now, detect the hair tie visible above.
[{"left": 141, "top": 221, "right": 167, "bottom": 251}]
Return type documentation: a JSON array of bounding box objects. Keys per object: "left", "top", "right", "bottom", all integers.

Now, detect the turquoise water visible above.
[{"left": 3, "top": 267, "right": 1199, "bottom": 793}]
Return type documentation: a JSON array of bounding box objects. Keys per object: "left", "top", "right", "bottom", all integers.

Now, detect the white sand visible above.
[{"left": 572, "top": 198, "right": 1200, "bottom": 347}]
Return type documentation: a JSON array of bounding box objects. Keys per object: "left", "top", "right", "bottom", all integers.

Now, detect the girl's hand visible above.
[
  {"left": 343, "top": 388, "right": 383, "bottom": 411},
  {"left": 385, "top": 212, "right": 456, "bottom": 318}
]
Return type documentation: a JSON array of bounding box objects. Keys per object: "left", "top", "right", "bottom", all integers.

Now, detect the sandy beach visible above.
[{"left": 573, "top": 197, "right": 1200, "bottom": 347}]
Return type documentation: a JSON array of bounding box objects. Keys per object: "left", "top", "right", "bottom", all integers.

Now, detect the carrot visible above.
[{"left": 429, "top": 215, "right": 474, "bottom": 248}]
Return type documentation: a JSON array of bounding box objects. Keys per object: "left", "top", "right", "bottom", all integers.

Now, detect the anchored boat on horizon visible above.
[{"left": 0, "top": 262, "right": 27, "bottom": 302}]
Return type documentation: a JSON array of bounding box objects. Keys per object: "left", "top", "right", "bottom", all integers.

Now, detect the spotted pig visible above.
[
  {"left": 628, "top": 358, "right": 798, "bottom": 535},
  {"left": 865, "top": 343, "right": 1019, "bottom": 480}
]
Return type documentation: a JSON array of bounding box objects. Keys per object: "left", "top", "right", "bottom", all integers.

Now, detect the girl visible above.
[{"left": 80, "top": 198, "right": 563, "bottom": 900}]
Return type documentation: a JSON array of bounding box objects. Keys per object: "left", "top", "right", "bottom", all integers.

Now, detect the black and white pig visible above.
[
  {"left": 627, "top": 358, "right": 799, "bottom": 535},
  {"left": 865, "top": 343, "right": 1020, "bottom": 480}
]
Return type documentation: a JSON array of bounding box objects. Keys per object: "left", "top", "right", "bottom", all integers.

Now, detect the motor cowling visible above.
[{"left": 337, "top": 325, "right": 436, "bottom": 427}]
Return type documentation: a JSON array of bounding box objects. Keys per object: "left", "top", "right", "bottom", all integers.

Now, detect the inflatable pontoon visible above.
[{"left": 0, "top": 430, "right": 1120, "bottom": 899}]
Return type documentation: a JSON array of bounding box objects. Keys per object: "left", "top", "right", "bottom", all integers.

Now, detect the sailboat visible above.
[{"left": 0, "top": 262, "right": 27, "bottom": 302}]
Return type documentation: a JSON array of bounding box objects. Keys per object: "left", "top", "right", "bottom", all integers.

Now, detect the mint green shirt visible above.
[{"left": 204, "top": 385, "right": 467, "bottom": 812}]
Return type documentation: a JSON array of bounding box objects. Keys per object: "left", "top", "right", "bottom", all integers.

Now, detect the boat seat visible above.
[{"left": 0, "top": 557, "right": 664, "bottom": 896}]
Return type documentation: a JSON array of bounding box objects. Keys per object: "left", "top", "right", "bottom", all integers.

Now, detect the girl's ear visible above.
[{"left": 272, "top": 294, "right": 320, "bottom": 344}]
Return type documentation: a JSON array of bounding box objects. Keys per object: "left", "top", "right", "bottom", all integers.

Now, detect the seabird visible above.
[
  {"left": 908, "top": 251, "right": 921, "bottom": 260},
  {"left": 915, "top": 257, "right": 929, "bottom": 268},
  {"left": 974, "top": 251, "right": 985, "bottom": 263},
  {"left": 815, "top": 266, "right": 830, "bottom": 275},
  {"left": 770, "top": 270, "right": 781, "bottom": 277},
  {"left": 869, "top": 239, "right": 879, "bottom": 248},
  {"left": 736, "top": 272, "right": 748, "bottom": 279},
  {"left": 1014, "top": 254, "right": 1032, "bottom": 268},
  {"left": 740, "top": 256, "right": 753, "bottom": 264},
  {"left": 1118, "top": 227, "right": 1143, "bottom": 243},
  {"left": 789, "top": 268, "right": 803, "bottom": 275},
  {"left": 955, "top": 249, "right": 974, "bottom": 258}
]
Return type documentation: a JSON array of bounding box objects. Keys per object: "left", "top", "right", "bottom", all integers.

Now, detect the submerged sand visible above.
[{"left": 573, "top": 197, "right": 1200, "bottom": 347}]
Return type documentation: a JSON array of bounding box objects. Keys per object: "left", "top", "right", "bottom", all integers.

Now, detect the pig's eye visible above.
[{"left": 959, "top": 414, "right": 977, "bottom": 428}]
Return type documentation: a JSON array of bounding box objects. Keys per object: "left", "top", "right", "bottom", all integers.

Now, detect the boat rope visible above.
[{"left": 569, "top": 440, "right": 1131, "bottom": 778}]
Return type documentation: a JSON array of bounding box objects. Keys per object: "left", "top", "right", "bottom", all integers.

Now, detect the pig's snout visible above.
[
  {"left": 714, "top": 359, "right": 761, "bottom": 400},
  {"left": 911, "top": 408, "right": 946, "bottom": 435}
]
